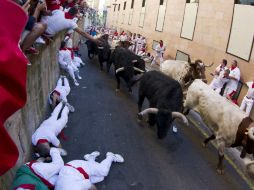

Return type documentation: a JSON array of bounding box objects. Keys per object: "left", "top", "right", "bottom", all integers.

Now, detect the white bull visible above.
[
  {"left": 160, "top": 60, "right": 191, "bottom": 87},
  {"left": 184, "top": 79, "right": 251, "bottom": 174},
  {"left": 160, "top": 60, "right": 213, "bottom": 89}
]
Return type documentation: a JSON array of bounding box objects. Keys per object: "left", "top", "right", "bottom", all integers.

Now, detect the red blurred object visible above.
[{"left": 0, "top": 0, "right": 28, "bottom": 175}]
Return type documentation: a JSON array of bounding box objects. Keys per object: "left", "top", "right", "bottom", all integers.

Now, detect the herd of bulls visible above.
[{"left": 85, "top": 34, "right": 254, "bottom": 178}]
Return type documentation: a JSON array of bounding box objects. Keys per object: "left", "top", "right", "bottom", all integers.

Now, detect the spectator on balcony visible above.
[
  {"left": 240, "top": 80, "right": 254, "bottom": 116},
  {"left": 59, "top": 41, "right": 82, "bottom": 86},
  {"left": 19, "top": 0, "right": 48, "bottom": 54},
  {"left": 41, "top": 7, "right": 99, "bottom": 44}
]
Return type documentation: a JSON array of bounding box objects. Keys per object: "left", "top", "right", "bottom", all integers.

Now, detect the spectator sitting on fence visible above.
[
  {"left": 41, "top": 7, "right": 100, "bottom": 44},
  {"left": 59, "top": 41, "right": 82, "bottom": 86},
  {"left": 209, "top": 69, "right": 230, "bottom": 94},
  {"left": 240, "top": 79, "right": 254, "bottom": 116},
  {"left": 32, "top": 102, "right": 70, "bottom": 159},
  {"left": 48, "top": 76, "right": 75, "bottom": 111},
  {"left": 11, "top": 147, "right": 64, "bottom": 190},
  {"left": 64, "top": 30, "right": 85, "bottom": 68},
  {"left": 19, "top": 0, "right": 48, "bottom": 55}
]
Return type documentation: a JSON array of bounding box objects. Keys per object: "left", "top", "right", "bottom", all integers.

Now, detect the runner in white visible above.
[{"left": 55, "top": 151, "right": 124, "bottom": 190}]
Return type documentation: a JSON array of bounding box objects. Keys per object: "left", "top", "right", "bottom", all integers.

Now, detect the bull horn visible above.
[
  {"left": 204, "top": 62, "right": 214, "bottom": 68},
  {"left": 116, "top": 67, "right": 125, "bottom": 74},
  {"left": 132, "top": 60, "right": 138, "bottom": 63},
  {"left": 133, "top": 67, "right": 145, "bottom": 73},
  {"left": 243, "top": 157, "right": 254, "bottom": 166},
  {"left": 248, "top": 127, "right": 254, "bottom": 140},
  {"left": 172, "top": 112, "right": 189, "bottom": 125},
  {"left": 139, "top": 108, "right": 159, "bottom": 116},
  {"left": 98, "top": 46, "right": 104, "bottom": 49}
]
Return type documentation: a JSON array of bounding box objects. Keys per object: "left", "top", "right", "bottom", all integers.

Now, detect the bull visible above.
[
  {"left": 137, "top": 71, "right": 189, "bottom": 139},
  {"left": 109, "top": 47, "right": 146, "bottom": 92},
  {"left": 184, "top": 79, "right": 254, "bottom": 174},
  {"left": 160, "top": 59, "right": 213, "bottom": 89},
  {"left": 85, "top": 34, "right": 111, "bottom": 70}
]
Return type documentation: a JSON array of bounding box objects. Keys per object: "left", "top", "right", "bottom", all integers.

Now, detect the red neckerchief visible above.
[
  {"left": 15, "top": 184, "right": 35, "bottom": 190},
  {"left": 60, "top": 47, "right": 68, "bottom": 51},
  {"left": 252, "top": 82, "right": 254, "bottom": 88},
  {"left": 160, "top": 44, "right": 163, "bottom": 48},
  {"left": 65, "top": 12, "right": 74, "bottom": 19},
  {"left": 231, "top": 66, "right": 236, "bottom": 71}
]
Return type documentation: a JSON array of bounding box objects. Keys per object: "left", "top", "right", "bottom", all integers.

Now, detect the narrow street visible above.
[{"left": 61, "top": 44, "right": 250, "bottom": 190}]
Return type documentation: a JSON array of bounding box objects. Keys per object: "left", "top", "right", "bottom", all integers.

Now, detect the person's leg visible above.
[
  {"left": 56, "top": 106, "right": 70, "bottom": 130},
  {"left": 21, "top": 22, "right": 47, "bottom": 52},
  {"left": 63, "top": 77, "right": 71, "bottom": 96},
  {"left": 67, "top": 65, "right": 79, "bottom": 86},
  {"left": 88, "top": 152, "right": 123, "bottom": 184},
  {"left": 56, "top": 77, "right": 62, "bottom": 87},
  {"left": 159, "top": 54, "right": 164, "bottom": 65},
  {"left": 151, "top": 55, "right": 158, "bottom": 65}
]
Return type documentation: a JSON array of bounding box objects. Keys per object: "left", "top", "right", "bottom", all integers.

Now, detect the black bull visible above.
[
  {"left": 85, "top": 35, "right": 111, "bottom": 70},
  {"left": 137, "top": 71, "right": 189, "bottom": 139},
  {"left": 108, "top": 47, "right": 146, "bottom": 92}
]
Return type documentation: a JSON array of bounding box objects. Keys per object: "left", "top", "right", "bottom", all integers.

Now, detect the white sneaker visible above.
[
  {"left": 65, "top": 102, "right": 75, "bottom": 112},
  {"left": 35, "top": 36, "right": 46, "bottom": 44},
  {"left": 84, "top": 151, "right": 100, "bottom": 161},
  {"left": 77, "top": 75, "right": 82, "bottom": 79},
  {"left": 173, "top": 126, "right": 178, "bottom": 133},
  {"left": 74, "top": 80, "right": 79, "bottom": 86},
  {"left": 106, "top": 152, "right": 124, "bottom": 163}
]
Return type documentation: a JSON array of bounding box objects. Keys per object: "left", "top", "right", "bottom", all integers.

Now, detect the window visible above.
[
  {"left": 114, "top": 5, "right": 116, "bottom": 12},
  {"left": 131, "top": 0, "right": 134, "bottom": 9},
  {"left": 155, "top": 0, "right": 167, "bottom": 31},
  {"left": 142, "top": 0, "right": 146, "bottom": 7},
  {"left": 235, "top": 0, "right": 254, "bottom": 5},
  {"left": 128, "top": 9, "right": 134, "bottom": 25},
  {"left": 152, "top": 40, "right": 159, "bottom": 50},
  {"left": 118, "top": 4, "right": 120, "bottom": 11},
  {"left": 227, "top": 4, "right": 254, "bottom": 61},
  {"left": 139, "top": 7, "right": 146, "bottom": 27},
  {"left": 186, "top": 0, "right": 199, "bottom": 2},
  {"left": 175, "top": 50, "right": 190, "bottom": 62},
  {"left": 123, "top": 1, "right": 126, "bottom": 10},
  {"left": 180, "top": 0, "right": 199, "bottom": 40}
]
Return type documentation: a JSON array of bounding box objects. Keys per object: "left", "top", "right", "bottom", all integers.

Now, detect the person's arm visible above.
[
  {"left": 33, "top": 2, "right": 47, "bottom": 21},
  {"left": 74, "top": 27, "right": 98, "bottom": 43}
]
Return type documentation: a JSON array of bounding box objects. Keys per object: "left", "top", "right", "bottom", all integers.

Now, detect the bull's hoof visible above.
[{"left": 216, "top": 168, "right": 225, "bottom": 175}]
